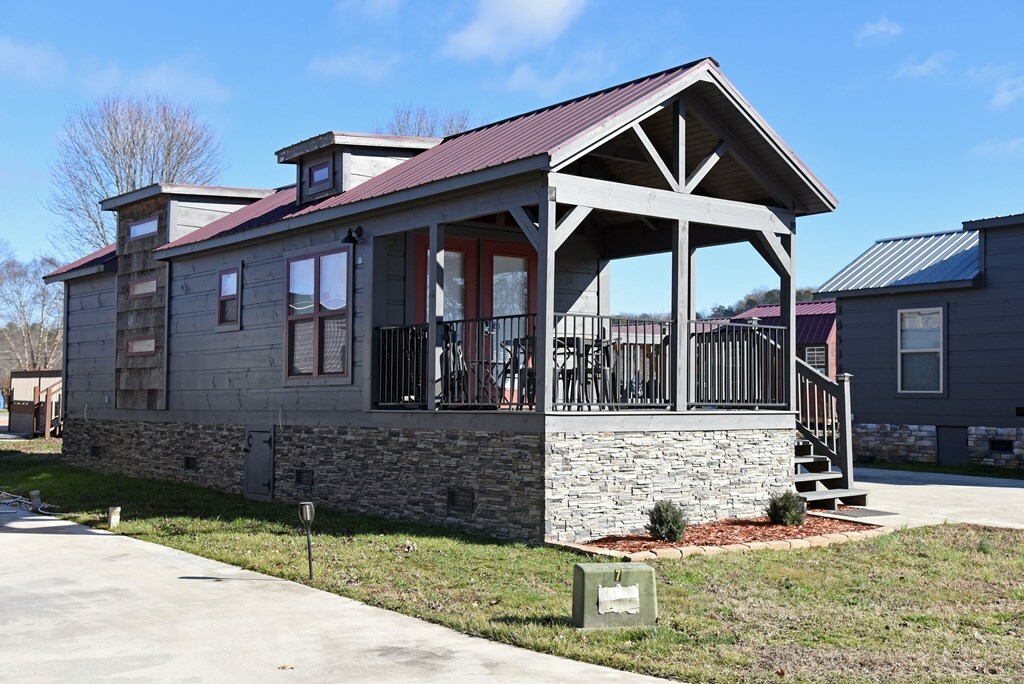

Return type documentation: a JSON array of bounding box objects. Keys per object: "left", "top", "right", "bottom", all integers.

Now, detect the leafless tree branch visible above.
[
  {"left": 46, "top": 94, "right": 225, "bottom": 259},
  {"left": 375, "top": 105, "right": 473, "bottom": 138}
]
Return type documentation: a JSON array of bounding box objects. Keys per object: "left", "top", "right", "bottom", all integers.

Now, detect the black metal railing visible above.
[
  {"left": 440, "top": 314, "right": 536, "bottom": 410},
  {"left": 377, "top": 323, "right": 429, "bottom": 407},
  {"left": 689, "top": 319, "right": 786, "bottom": 408},
  {"left": 553, "top": 314, "right": 673, "bottom": 410}
]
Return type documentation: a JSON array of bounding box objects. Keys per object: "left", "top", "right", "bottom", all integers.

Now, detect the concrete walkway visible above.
[
  {"left": 855, "top": 467, "right": 1024, "bottom": 529},
  {"left": 0, "top": 507, "right": 661, "bottom": 683}
]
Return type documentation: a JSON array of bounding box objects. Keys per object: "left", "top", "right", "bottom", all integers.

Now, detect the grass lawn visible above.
[
  {"left": 2, "top": 455, "right": 1023, "bottom": 683},
  {"left": 859, "top": 460, "right": 1024, "bottom": 481}
]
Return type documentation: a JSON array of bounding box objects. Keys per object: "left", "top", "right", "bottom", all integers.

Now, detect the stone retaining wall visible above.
[
  {"left": 853, "top": 423, "right": 937, "bottom": 463},
  {"left": 544, "top": 429, "right": 793, "bottom": 543}
]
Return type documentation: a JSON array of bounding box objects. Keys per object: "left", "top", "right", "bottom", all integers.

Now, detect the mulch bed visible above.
[{"left": 589, "top": 515, "right": 876, "bottom": 553}]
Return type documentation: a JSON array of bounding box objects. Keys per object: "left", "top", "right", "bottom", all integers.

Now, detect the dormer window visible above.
[
  {"left": 128, "top": 216, "right": 158, "bottom": 239},
  {"left": 309, "top": 162, "right": 330, "bottom": 187}
]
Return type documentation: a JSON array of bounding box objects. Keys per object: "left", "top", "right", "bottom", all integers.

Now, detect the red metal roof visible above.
[
  {"left": 44, "top": 243, "right": 116, "bottom": 279},
  {"left": 158, "top": 186, "right": 298, "bottom": 251},
  {"left": 159, "top": 59, "right": 712, "bottom": 253},
  {"left": 733, "top": 300, "right": 835, "bottom": 345}
]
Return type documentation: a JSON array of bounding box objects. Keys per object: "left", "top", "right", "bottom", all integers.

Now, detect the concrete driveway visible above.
[
  {"left": 855, "top": 467, "right": 1024, "bottom": 529},
  {"left": 0, "top": 508, "right": 661, "bottom": 683}
]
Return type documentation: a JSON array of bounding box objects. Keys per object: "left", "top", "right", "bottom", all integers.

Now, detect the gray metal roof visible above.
[{"left": 817, "top": 229, "right": 980, "bottom": 294}]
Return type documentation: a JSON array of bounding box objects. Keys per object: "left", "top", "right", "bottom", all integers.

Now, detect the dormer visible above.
[{"left": 275, "top": 132, "right": 439, "bottom": 204}]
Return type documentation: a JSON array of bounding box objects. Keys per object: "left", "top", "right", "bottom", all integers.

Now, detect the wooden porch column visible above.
[
  {"left": 780, "top": 230, "right": 797, "bottom": 411},
  {"left": 535, "top": 198, "right": 556, "bottom": 413},
  {"left": 671, "top": 219, "right": 690, "bottom": 411},
  {"left": 425, "top": 222, "right": 445, "bottom": 410}
]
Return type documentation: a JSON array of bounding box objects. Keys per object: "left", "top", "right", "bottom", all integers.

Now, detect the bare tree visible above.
[
  {"left": 47, "top": 94, "right": 226, "bottom": 258},
  {"left": 375, "top": 105, "right": 473, "bottom": 138},
  {"left": 0, "top": 243, "right": 63, "bottom": 377}
]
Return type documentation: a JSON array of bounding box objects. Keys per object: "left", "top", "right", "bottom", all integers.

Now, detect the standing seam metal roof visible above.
[{"left": 817, "top": 230, "right": 980, "bottom": 294}]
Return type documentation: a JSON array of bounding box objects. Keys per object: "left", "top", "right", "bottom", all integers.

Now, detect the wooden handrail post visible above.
[{"left": 836, "top": 372, "right": 854, "bottom": 489}]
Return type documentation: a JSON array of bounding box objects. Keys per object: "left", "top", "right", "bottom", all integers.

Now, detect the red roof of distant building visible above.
[{"left": 733, "top": 300, "right": 835, "bottom": 345}]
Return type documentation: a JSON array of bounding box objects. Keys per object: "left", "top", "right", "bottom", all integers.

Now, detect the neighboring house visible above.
[
  {"left": 818, "top": 214, "right": 1023, "bottom": 470},
  {"left": 8, "top": 369, "right": 63, "bottom": 436},
  {"left": 46, "top": 58, "right": 865, "bottom": 543},
  {"left": 733, "top": 301, "right": 837, "bottom": 379}
]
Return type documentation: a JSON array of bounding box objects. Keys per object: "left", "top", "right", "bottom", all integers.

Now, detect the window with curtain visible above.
[{"left": 287, "top": 248, "right": 350, "bottom": 377}]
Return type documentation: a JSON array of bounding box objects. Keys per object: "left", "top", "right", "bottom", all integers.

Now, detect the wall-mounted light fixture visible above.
[{"left": 342, "top": 225, "right": 363, "bottom": 245}]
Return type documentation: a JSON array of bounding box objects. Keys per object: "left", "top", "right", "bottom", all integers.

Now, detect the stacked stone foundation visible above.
[
  {"left": 854, "top": 422, "right": 1024, "bottom": 470},
  {"left": 62, "top": 418, "right": 795, "bottom": 542}
]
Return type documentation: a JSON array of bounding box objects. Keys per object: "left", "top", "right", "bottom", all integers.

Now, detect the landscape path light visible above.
[{"left": 298, "top": 501, "right": 315, "bottom": 580}]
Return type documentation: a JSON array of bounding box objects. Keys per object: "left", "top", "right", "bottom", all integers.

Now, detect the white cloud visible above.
[
  {"left": 309, "top": 51, "right": 401, "bottom": 82},
  {"left": 969, "top": 64, "right": 1024, "bottom": 110},
  {"left": 441, "top": 0, "right": 586, "bottom": 62},
  {"left": 506, "top": 48, "right": 613, "bottom": 98},
  {"left": 856, "top": 17, "right": 902, "bottom": 44},
  {"left": 80, "top": 57, "right": 230, "bottom": 103},
  {"left": 336, "top": 0, "right": 402, "bottom": 18},
  {"left": 0, "top": 35, "right": 67, "bottom": 85},
  {"left": 895, "top": 51, "right": 954, "bottom": 79},
  {"left": 969, "top": 137, "right": 1024, "bottom": 157}
]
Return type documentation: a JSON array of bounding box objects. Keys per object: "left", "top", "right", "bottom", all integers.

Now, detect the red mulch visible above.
[{"left": 589, "top": 515, "right": 875, "bottom": 553}]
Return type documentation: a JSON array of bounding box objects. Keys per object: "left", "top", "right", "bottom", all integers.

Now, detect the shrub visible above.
[
  {"left": 765, "top": 491, "right": 806, "bottom": 526},
  {"left": 647, "top": 500, "right": 686, "bottom": 542}
]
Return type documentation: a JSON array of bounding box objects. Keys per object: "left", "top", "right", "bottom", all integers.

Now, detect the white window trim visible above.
[
  {"left": 804, "top": 345, "right": 828, "bottom": 374},
  {"left": 897, "top": 307, "right": 943, "bottom": 394}
]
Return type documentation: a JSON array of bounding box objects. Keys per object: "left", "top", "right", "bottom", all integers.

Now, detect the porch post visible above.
[
  {"left": 425, "top": 222, "right": 445, "bottom": 410},
  {"left": 535, "top": 196, "right": 556, "bottom": 413},
  {"left": 671, "top": 219, "right": 689, "bottom": 411},
  {"left": 780, "top": 229, "right": 797, "bottom": 411}
]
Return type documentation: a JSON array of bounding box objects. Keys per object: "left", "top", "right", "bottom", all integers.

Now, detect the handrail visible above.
[{"left": 795, "top": 358, "right": 854, "bottom": 489}]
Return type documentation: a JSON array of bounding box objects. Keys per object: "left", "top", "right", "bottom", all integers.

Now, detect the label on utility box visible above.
[{"left": 597, "top": 584, "right": 641, "bottom": 614}]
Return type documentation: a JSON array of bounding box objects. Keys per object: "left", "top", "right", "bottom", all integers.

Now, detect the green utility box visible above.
[{"left": 571, "top": 562, "right": 658, "bottom": 629}]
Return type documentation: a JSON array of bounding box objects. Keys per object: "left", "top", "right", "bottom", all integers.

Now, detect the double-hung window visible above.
[
  {"left": 898, "top": 308, "right": 942, "bottom": 393},
  {"left": 287, "top": 248, "right": 350, "bottom": 377},
  {"left": 218, "top": 268, "right": 240, "bottom": 326}
]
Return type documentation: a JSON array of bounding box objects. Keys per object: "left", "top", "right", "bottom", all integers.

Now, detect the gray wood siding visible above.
[
  {"left": 163, "top": 223, "right": 366, "bottom": 422},
  {"left": 65, "top": 274, "right": 116, "bottom": 413},
  {"left": 171, "top": 199, "right": 252, "bottom": 242},
  {"left": 837, "top": 224, "right": 1024, "bottom": 428},
  {"left": 555, "top": 233, "right": 601, "bottom": 314},
  {"left": 347, "top": 148, "right": 416, "bottom": 190}
]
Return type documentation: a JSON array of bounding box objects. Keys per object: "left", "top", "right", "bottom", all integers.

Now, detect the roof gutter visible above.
[
  {"left": 824, "top": 277, "right": 980, "bottom": 298},
  {"left": 43, "top": 261, "right": 117, "bottom": 284},
  {"left": 155, "top": 154, "right": 551, "bottom": 261}
]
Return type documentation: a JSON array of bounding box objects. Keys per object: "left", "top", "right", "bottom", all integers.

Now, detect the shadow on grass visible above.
[
  {"left": 494, "top": 615, "right": 574, "bottom": 628},
  {"left": 179, "top": 575, "right": 284, "bottom": 582}
]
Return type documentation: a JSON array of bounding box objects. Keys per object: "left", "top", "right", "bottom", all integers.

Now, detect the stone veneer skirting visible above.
[
  {"left": 853, "top": 423, "right": 937, "bottom": 463},
  {"left": 62, "top": 418, "right": 794, "bottom": 542},
  {"left": 854, "top": 422, "right": 1024, "bottom": 470},
  {"left": 544, "top": 430, "right": 793, "bottom": 543}
]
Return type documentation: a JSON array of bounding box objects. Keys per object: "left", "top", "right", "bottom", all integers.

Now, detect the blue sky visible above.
[{"left": 1, "top": 1, "right": 1022, "bottom": 313}]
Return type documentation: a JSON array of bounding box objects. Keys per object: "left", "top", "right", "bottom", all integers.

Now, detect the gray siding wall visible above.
[
  {"left": 65, "top": 274, "right": 117, "bottom": 414},
  {"left": 171, "top": 199, "right": 253, "bottom": 242},
  {"left": 838, "top": 224, "right": 1024, "bottom": 429}
]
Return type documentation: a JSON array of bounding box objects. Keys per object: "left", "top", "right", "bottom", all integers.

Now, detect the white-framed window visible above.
[
  {"left": 804, "top": 346, "right": 828, "bottom": 375},
  {"left": 128, "top": 216, "right": 158, "bottom": 239},
  {"left": 898, "top": 307, "right": 942, "bottom": 393}
]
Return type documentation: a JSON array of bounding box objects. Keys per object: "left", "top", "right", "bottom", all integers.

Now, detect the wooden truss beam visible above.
[
  {"left": 630, "top": 123, "right": 678, "bottom": 191},
  {"left": 750, "top": 227, "right": 792, "bottom": 277},
  {"left": 684, "top": 139, "right": 728, "bottom": 193},
  {"left": 548, "top": 172, "right": 793, "bottom": 235},
  {"left": 511, "top": 203, "right": 592, "bottom": 253},
  {"left": 685, "top": 97, "right": 796, "bottom": 210}
]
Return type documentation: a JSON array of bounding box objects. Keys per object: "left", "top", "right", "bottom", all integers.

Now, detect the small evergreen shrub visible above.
[
  {"left": 647, "top": 500, "right": 686, "bottom": 542},
  {"left": 765, "top": 491, "right": 806, "bottom": 526}
]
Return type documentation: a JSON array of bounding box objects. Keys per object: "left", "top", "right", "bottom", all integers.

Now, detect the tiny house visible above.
[{"left": 47, "top": 59, "right": 861, "bottom": 541}]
